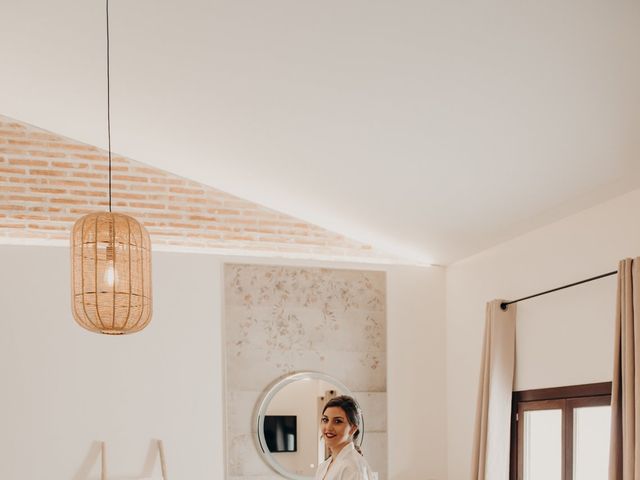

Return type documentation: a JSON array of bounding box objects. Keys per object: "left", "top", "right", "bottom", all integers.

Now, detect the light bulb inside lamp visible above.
[
  {"left": 103, "top": 241, "right": 117, "bottom": 288},
  {"left": 104, "top": 263, "right": 117, "bottom": 287}
]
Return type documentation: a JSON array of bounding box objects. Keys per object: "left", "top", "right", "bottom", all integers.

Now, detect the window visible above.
[{"left": 510, "top": 382, "right": 612, "bottom": 480}]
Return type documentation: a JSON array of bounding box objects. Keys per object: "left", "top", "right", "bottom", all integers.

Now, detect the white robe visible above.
[{"left": 314, "top": 442, "right": 375, "bottom": 480}]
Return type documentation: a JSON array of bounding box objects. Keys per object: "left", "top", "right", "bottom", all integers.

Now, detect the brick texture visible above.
[{"left": 0, "top": 115, "right": 394, "bottom": 262}]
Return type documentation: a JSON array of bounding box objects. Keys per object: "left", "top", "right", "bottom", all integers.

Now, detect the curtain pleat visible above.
[
  {"left": 471, "top": 299, "right": 516, "bottom": 480},
  {"left": 609, "top": 258, "right": 640, "bottom": 480}
]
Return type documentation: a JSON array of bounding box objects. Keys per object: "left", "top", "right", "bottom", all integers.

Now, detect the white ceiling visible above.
[{"left": 2, "top": 0, "right": 640, "bottom": 265}]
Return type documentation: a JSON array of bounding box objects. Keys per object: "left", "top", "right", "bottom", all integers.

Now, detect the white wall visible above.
[
  {"left": 446, "top": 187, "right": 640, "bottom": 480},
  {"left": 0, "top": 247, "right": 225, "bottom": 480},
  {"left": 0, "top": 246, "right": 446, "bottom": 480},
  {"left": 387, "top": 265, "right": 447, "bottom": 480}
]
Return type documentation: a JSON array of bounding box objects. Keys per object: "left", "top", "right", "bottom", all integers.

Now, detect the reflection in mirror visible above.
[{"left": 256, "top": 372, "right": 362, "bottom": 480}]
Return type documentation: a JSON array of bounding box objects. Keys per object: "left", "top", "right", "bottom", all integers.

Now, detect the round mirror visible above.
[{"left": 255, "top": 372, "right": 364, "bottom": 480}]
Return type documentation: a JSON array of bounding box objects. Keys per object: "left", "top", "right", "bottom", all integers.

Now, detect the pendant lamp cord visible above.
[{"left": 106, "top": 0, "right": 112, "bottom": 212}]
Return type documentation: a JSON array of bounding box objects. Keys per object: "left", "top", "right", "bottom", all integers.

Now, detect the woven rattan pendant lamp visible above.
[{"left": 70, "top": 0, "right": 152, "bottom": 335}]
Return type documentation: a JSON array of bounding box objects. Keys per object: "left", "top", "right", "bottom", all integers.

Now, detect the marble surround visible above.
[{"left": 224, "top": 264, "right": 387, "bottom": 479}]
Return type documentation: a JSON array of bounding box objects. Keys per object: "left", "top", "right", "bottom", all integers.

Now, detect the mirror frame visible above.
[{"left": 255, "top": 371, "right": 360, "bottom": 480}]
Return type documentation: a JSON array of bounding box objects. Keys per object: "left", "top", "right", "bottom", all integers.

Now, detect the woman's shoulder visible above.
[
  {"left": 343, "top": 446, "right": 369, "bottom": 463},
  {"left": 339, "top": 449, "right": 374, "bottom": 476}
]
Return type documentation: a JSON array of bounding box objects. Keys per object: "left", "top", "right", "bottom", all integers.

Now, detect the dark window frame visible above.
[{"left": 510, "top": 382, "right": 612, "bottom": 480}]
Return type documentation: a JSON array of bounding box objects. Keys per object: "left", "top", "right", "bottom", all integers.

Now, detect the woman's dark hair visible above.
[{"left": 322, "top": 395, "right": 363, "bottom": 454}]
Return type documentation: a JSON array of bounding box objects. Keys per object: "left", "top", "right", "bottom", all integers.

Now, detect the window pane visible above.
[
  {"left": 524, "top": 409, "right": 562, "bottom": 480},
  {"left": 573, "top": 405, "right": 611, "bottom": 480}
]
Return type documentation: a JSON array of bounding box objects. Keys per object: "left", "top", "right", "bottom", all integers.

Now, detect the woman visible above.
[{"left": 315, "top": 395, "right": 375, "bottom": 480}]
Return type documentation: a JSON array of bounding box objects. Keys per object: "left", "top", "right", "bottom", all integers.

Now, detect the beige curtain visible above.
[
  {"left": 471, "top": 299, "right": 517, "bottom": 480},
  {"left": 609, "top": 258, "right": 640, "bottom": 479}
]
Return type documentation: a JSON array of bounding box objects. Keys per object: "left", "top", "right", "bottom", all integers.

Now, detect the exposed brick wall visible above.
[{"left": 0, "top": 115, "right": 393, "bottom": 262}]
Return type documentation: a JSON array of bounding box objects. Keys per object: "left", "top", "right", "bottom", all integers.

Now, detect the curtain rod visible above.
[{"left": 500, "top": 270, "right": 618, "bottom": 311}]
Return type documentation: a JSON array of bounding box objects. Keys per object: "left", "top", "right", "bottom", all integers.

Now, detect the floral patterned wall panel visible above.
[{"left": 224, "top": 264, "right": 387, "bottom": 480}]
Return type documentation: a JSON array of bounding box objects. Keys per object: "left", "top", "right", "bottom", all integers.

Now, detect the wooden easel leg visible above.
[
  {"left": 158, "top": 440, "right": 168, "bottom": 480},
  {"left": 101, "top": 441, "right": 107, "bottom": 480}
]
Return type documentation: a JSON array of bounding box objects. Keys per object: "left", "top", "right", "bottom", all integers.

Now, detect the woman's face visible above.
[{"left": 321, "top": 406, "right": 356, "bottom": 450}]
